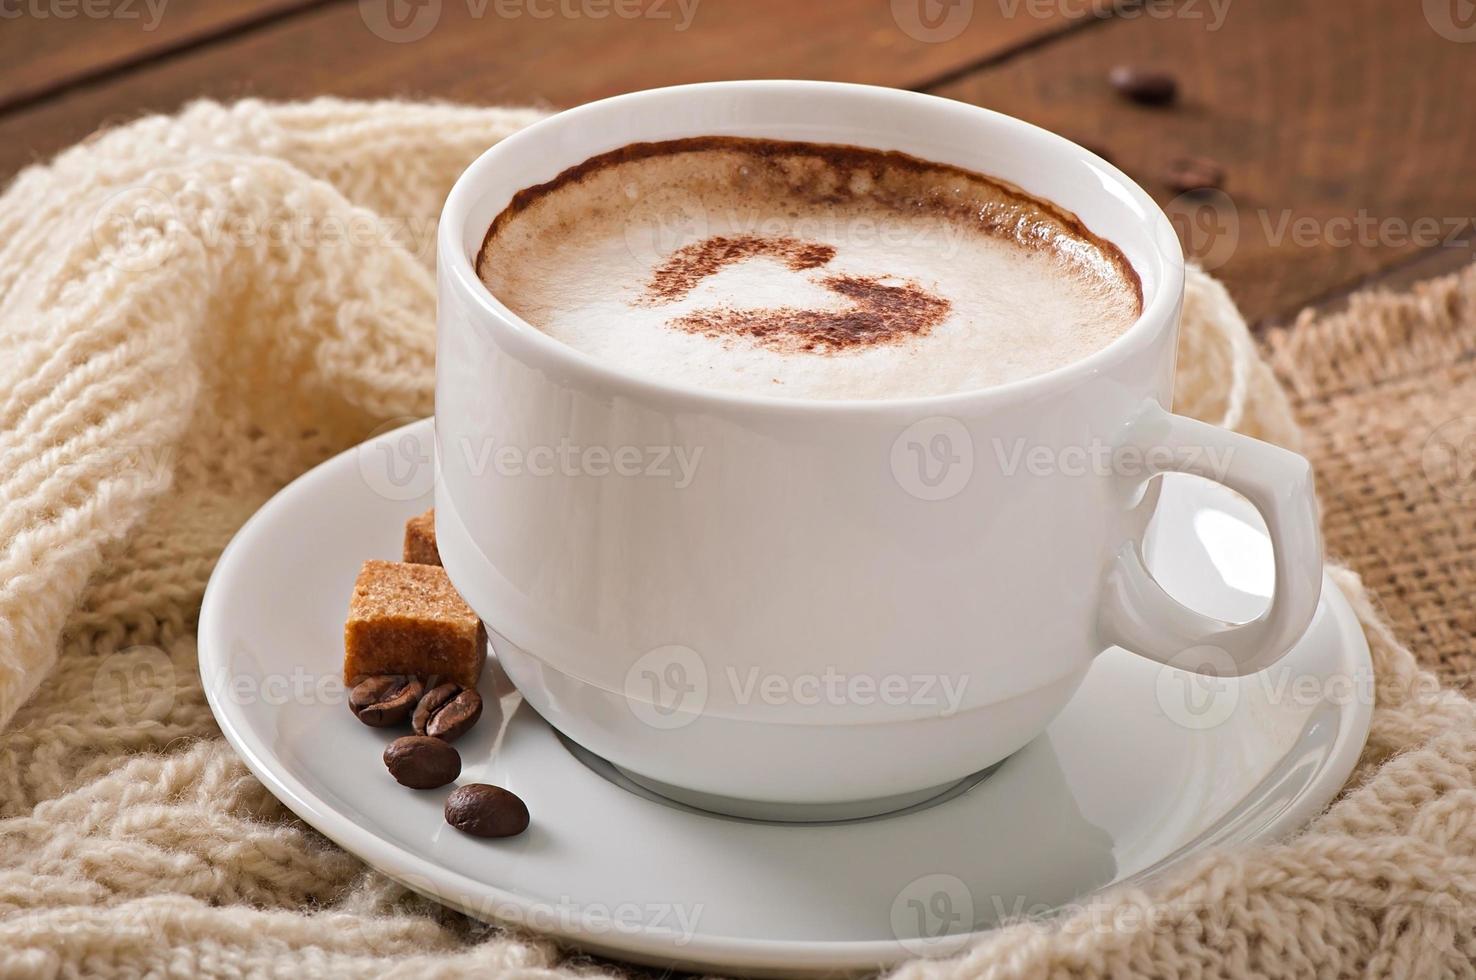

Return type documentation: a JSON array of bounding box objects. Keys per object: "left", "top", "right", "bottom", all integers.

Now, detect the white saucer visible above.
[{"left": 200, "top": 419, "right": 1371, "bottom": 976}]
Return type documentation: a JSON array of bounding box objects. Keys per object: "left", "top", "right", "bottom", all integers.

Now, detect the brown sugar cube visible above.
[
  {"left": 344, "top": 560, "right": 485, "bottom": 689},
  {"left": 403, "top": 507, "right": 441, "bottom": 566}
]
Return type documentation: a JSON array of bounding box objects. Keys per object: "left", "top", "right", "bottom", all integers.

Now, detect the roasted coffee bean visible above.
[
  {"left": 413, "top": 683, "right": 484, "bottom": 742},
  {"left": 1108, "top": 65, "right": 1178, "bottom": 106},
  {"left": 1164, "top": 156, "right": 1226, "bottom": 193},
  {"left": 444, "top": 784, "right": 529, "bottom": 838},
  {"left": 383, "top": 735, "right": 461, "bottom": 789},
  {"left": 349, "top": 675, "right": 424, "bottom": 727}
]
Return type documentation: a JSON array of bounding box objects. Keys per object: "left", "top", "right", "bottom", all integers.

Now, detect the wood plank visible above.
[
  {"left": 0, "top": 0, "right": 1104, "bottom": 180},
  {"left": 931, "top": 0, "right": 1476, "bottom": 325},
  {"left": 0, "top": 0, "right": 323, "bottom": 113},
  {"left": 1291, "top": 239, "right": 1476, "bottom": 323}
]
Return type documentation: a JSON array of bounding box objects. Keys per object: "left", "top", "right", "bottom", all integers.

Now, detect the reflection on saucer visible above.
[{"left": 550, "top": 707, "right": 1116, "bottom": 945}]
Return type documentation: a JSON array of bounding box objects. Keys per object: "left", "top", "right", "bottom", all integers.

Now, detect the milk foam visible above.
[{"left": 477, "top": 138, "right": 1142, "bottom": 401}]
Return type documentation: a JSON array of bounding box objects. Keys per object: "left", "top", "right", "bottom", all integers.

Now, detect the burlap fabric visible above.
[
  {"left": 1267, "top": 272, "right": 1476, "bottom": 694},
  {"left": 0, "top": 99, "right": 1473, "bottom": 978}
]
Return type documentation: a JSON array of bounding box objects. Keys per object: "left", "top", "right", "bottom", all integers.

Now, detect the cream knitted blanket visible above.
[{"left": 1, "top": 99, "right": 1473, "bottom": 978}]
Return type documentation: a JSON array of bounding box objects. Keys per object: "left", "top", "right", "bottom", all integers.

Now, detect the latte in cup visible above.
[{"left": 476, "top": 137, "right": 1142, "bottom": 400}]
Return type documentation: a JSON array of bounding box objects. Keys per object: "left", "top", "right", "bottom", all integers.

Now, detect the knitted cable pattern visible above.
[{"left": 0, "top": 98, "right": 1470, "bottom": 978}]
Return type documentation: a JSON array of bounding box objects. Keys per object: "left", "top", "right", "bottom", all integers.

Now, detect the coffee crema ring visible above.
[{"left": 475, "top": 136, "right": 1143, "bottom": 400}]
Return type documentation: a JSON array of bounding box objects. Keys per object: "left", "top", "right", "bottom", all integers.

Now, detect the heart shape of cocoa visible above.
[{"left": 640, "top": 234, "right": 951, "bottom": 354}]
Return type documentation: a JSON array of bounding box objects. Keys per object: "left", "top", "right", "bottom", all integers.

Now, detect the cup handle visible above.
[{"left": 1098, "top": 403, "right": 1323, "bottom": 676}]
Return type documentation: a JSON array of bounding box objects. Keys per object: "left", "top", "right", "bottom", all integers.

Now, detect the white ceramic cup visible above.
[{"left": 434, "top": 81, "right": 1323, "bottom": 820}]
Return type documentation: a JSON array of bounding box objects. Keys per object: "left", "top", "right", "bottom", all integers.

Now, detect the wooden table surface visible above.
[{"left": 3, "top": 0, "right": 1474, "bottom": 327}]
